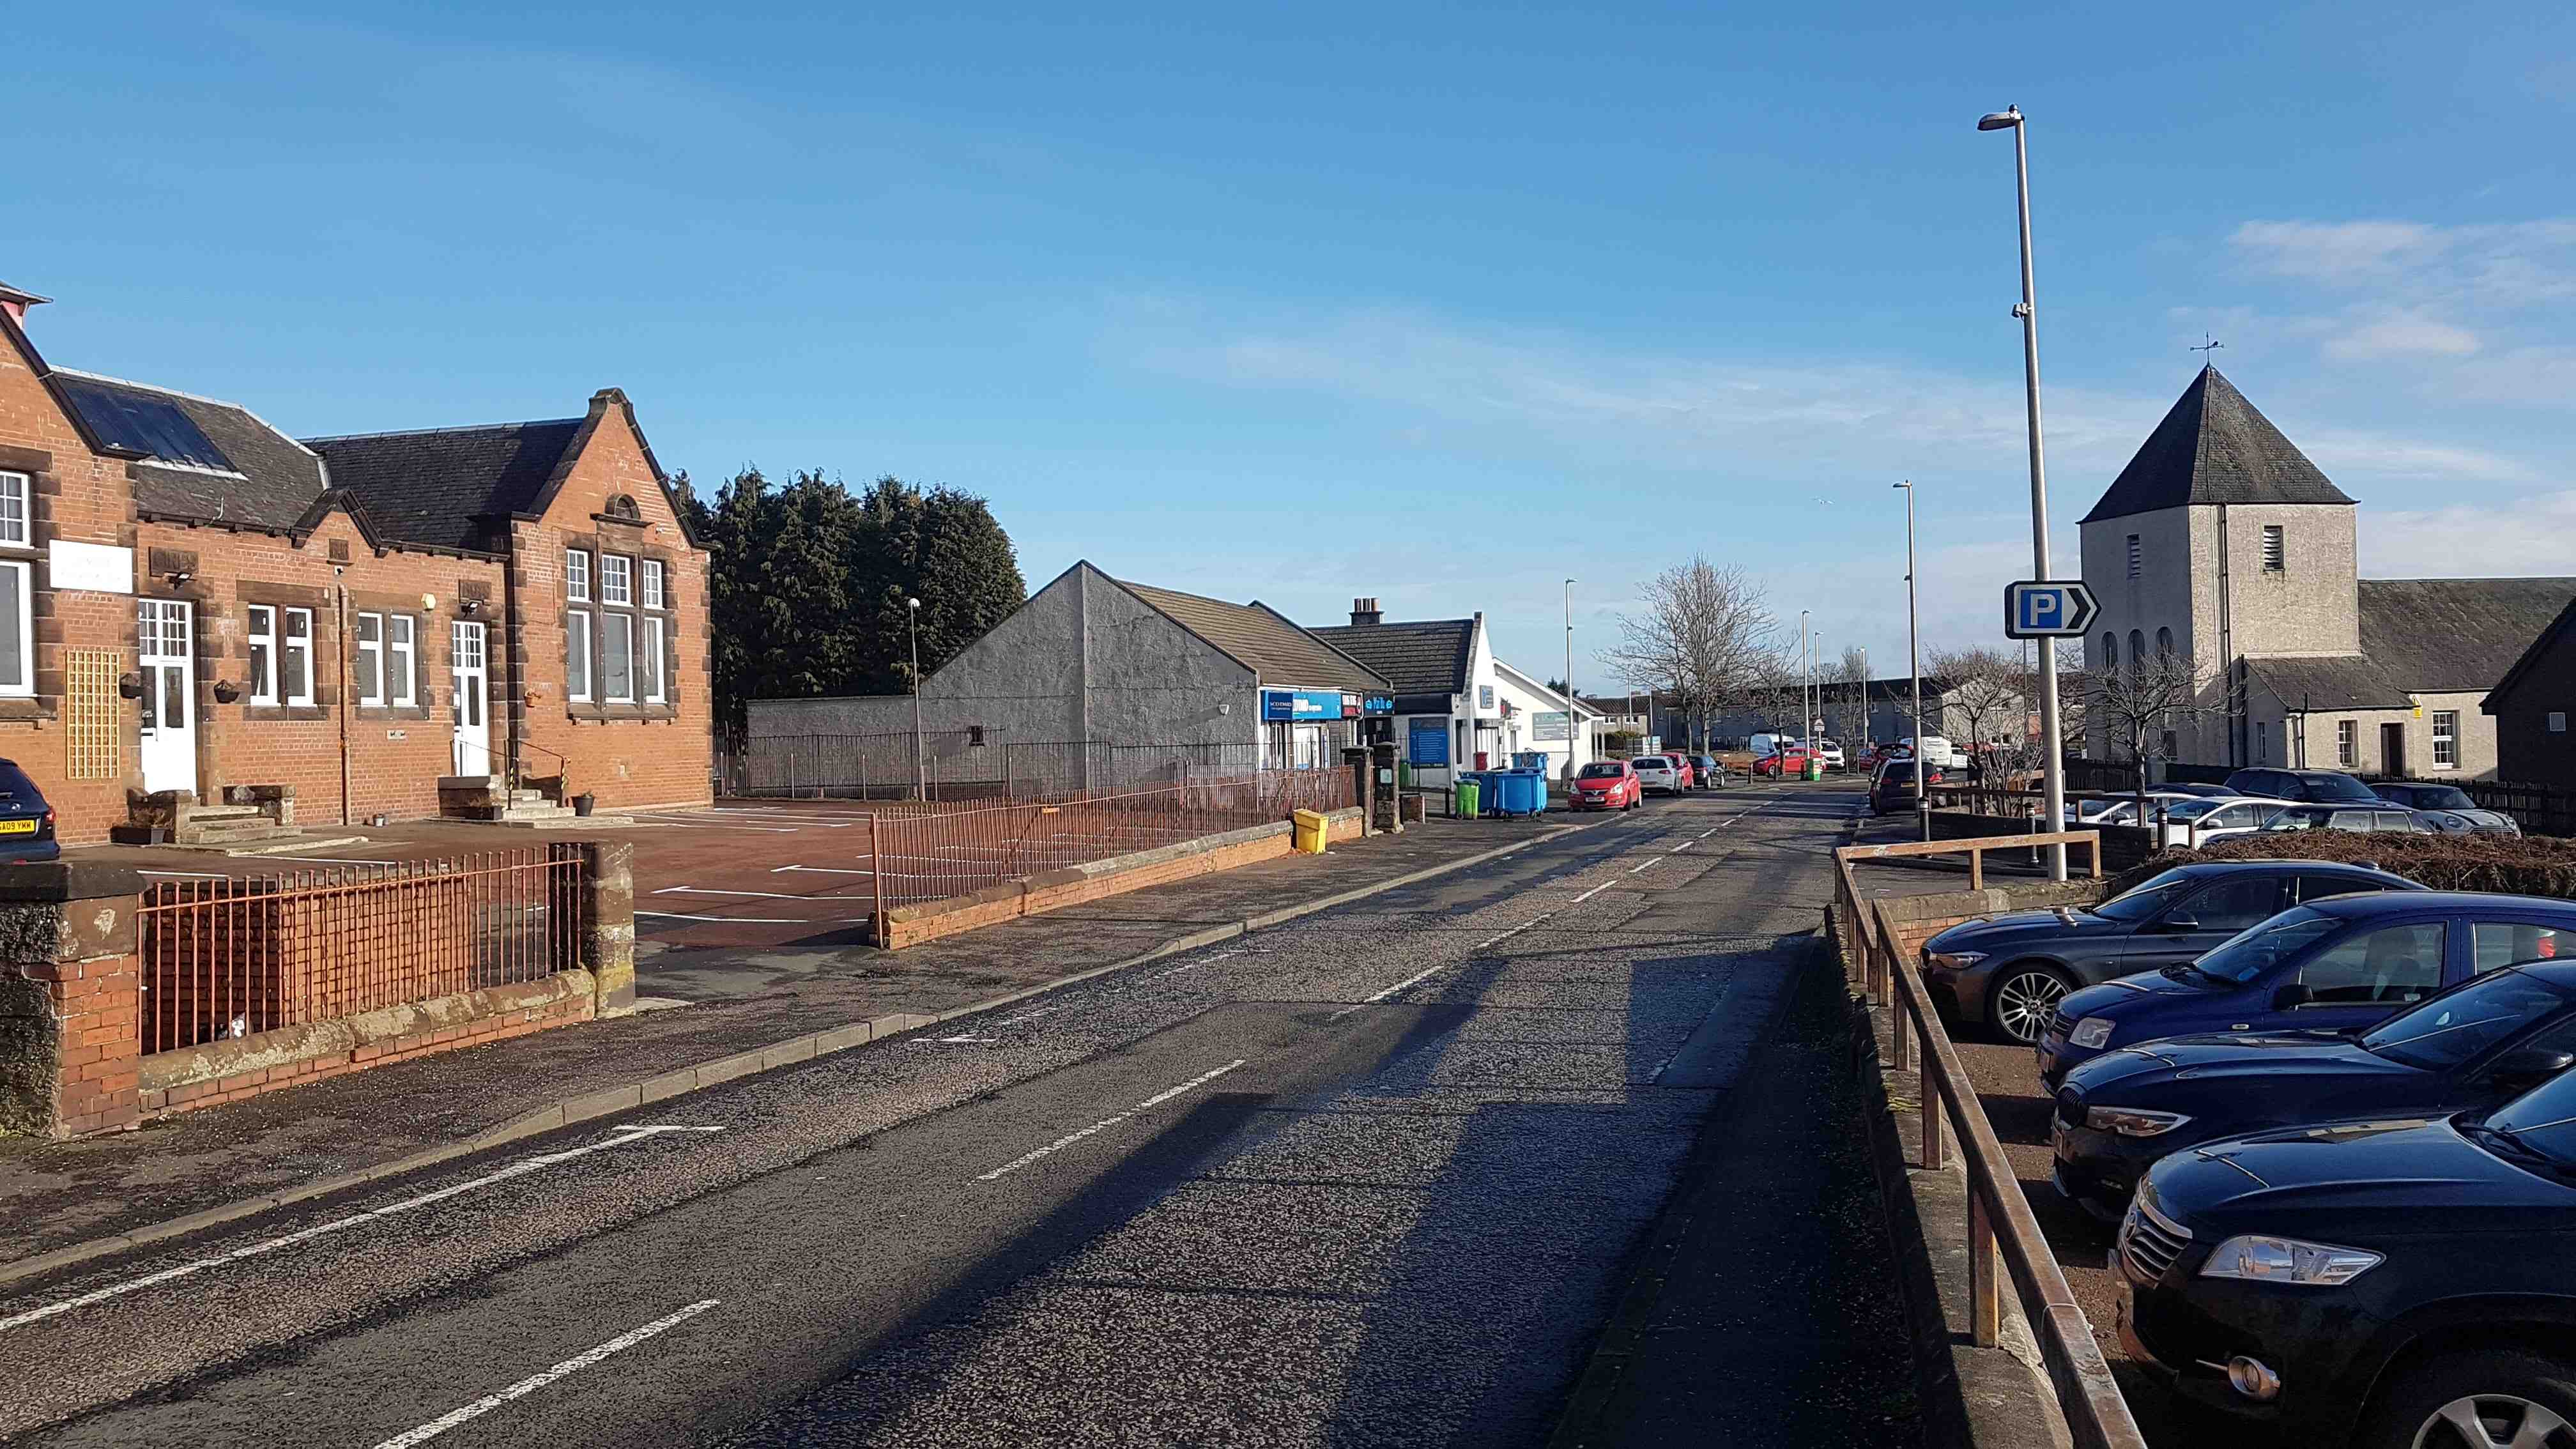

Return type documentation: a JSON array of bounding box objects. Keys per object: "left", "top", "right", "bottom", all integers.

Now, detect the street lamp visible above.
[
  {"left": 1896, "top": 480, "right": 1926, "bottom": 841},
  {"left": 1979, "top": 102, "right": 2068, "bottom": 880},
  {"left": 1564, "top": 578, "right": 1577, "bottom": 777},
  {"left": 907, "top": 596, "right": 926, "bottom": 799}
]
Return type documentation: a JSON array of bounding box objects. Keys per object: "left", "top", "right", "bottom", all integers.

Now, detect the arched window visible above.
[
  {"left": 2128, "top": 629, "right": 2146, "bottom": 675},
  {"left": 606, "top": 494, "right": 642, "bottom": 521},
  {"left": 2102, "top": 632, "right": 2118, "bottom": 671},
  {"left": 2156, "top": 626, "right": 2175, "bottom": 658}
]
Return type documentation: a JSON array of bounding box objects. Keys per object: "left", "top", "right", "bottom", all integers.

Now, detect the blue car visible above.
[{"left": 2036, "top": 891, "right": 2576, "bottom": 1087}]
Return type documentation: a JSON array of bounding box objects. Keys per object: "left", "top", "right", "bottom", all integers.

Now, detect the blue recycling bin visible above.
[
  {"left": 1511, "top": 751, "right": 1551, "bottom": 774},
  {"left": 1492, "top": 769, "right": 1546, "bottom": 816}
]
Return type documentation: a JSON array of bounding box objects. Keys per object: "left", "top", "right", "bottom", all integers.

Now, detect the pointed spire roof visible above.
[{"left": 2082, "top": 367, "right": 2356, "bottom": 523}]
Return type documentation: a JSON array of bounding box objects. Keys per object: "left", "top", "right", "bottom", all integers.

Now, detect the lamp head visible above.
[
  {"left": 1977, "top": 107, "right": 2023, "bottom": 131},
  {"left": 905, "top": 596, "right": 921, "bottom": 610}
]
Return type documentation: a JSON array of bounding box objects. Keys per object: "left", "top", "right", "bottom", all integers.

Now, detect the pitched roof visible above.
[
  {"left": 1308, "top": 618, "right": 1475, "bottom": 696},
  {"left": 49, "top": 369, "right": 327, "bottom": 532},
  {"left": 2246, "top": 655, "right": 2413, "bottom": 712},
  {"left": 2082, "top": 367, "right": 2357, "bottom": 523},
  {"left": 1117, "top": 581, "right": 1390, "bottom": 693},
  {"left": 2487, "top": 592, "right": 2576, "bottom": 709},
  {"left": 303, "top": 418, "right": 584, "bottom": 553},
  {"left": 2360, "top": 577, "right": 2576, "bottom": 694}
]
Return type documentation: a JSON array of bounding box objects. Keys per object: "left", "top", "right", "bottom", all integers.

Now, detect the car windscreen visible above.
[
  {"left": 2163, "top": 799, "right": 2227, "bottom": 821},
  {"left": 1578, "top": 763, "right": 1625, "bottom": 779},
  {"left": 2091, "top": 870, "right": 2200, "bottom": 923},
  {"left": 2482, "top": 1063, "right": 2576, "bottom": 1167},
  {"left": 2401, "top": 785, "right": 2476, "bottom": 810},
  {"left": 2193, "top": 907, "right": 2343, "bottom": 985},
  {"left": 2302, "top": 773, "right": 2383, "bottom": 804},
  {"left": 2363, "top": 970, "right": 2576, "bottom": 1072}
]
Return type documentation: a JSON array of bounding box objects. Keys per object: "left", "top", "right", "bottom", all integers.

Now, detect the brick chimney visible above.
[
  {"left": 0, "top": 281, "right": 52, "bottom": 326},
  {"left": 1351, "top": 597, "right": 1383, "bottom": 626}
]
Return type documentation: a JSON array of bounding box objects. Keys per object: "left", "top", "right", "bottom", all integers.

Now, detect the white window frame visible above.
[
  {"left": 567, "top": 610, "right": 593, "bottom": 703},
  {"left": 387, "top": 615, "right": 416, "bottom": 707},
  {"left": 566, "top": 548, "right": 591, "bottom": 603},
  {"left": 355, "top": 612, "right": 385, "bottom": 707},
  {"left": 247, "top": 605, "right": 278, "bottom": 705},
  {"left": 281, "top": 608, "right": 314, "bottom": 706},
  {"left": 641, "top": 616, "right": 665, "bottom": 703},
  {"left": 0, "top": 559, "right": 29, "bottom": 698},
  {"left": 2335, "top": 719, "right": 2354, "bottom": 767},
  {"left": 0, "top": 470, "right": 29, "bottom": 549},
  {"left": 2432, "top": 710, "right": 2459, "bottom": 769},
  {"left": 641, "top": 558, "right": 664, "bottom": 610},
  {"left": 601, "top": 553, "right": 632, "bottom": 607},
  {"left": 602, "top": 611, "right": 635, "bottom": 703}
]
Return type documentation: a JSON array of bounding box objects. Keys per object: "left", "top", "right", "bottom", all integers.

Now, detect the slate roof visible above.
[
  {"left": 303, "top": 419, "right": 585, "bottom": 553},
  {"left": 49, "top": 369, "right": 328, "bottom": 533},
  {"left": 2487, "top": 593, "right": 2576, "bottom": 709},
  {"left": 1117, "top": 581, "right": 1390, "bottom": 693},
  {"left": 2246, "top": 656, "right": 2413, "bottom": 712},
  {"left": 2082, "top": 367, "right": 2358, "bottom": 523},
  {"left": 1308, "top": 619, "right": 1475, "bottom": 696},
  {"left": 2360, "top": 577, "right": 2576, "bottom": 695}
]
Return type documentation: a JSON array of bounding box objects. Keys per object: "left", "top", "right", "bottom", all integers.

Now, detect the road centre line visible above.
[
  {"left": 369, "top": 1298, "right": 721, "bottom": 1449},
  {"left": 997, "top": 1004, "right": 1068, "bottom": 1027},
  {"left": 1628, "top": 857, "right": 1664, "bottom": 873},
  {"left": 1155, "top": 949, "right": 1242, "bottom": 977},
  {"left": 976, "top": 1060, "right": 1247, "bottom": 1181},
  {"left": 0, "top": 1126, "right": 722, "bottom": 1336},
  {"left": 1570, "top": 881, "right": 1616, "bottom": 903}
]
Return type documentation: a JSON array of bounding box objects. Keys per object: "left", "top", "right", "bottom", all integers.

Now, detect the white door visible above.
[
  {"left": 137, "top": 599, "right": 196, "bottom": 797},
  {"left": 450, "top": 620, "right": 491, "bottom": 776}
]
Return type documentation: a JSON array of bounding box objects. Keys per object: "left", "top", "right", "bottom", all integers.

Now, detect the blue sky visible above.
[{"left": 12, "top": 2, "right": 2575, "bottom": 695}]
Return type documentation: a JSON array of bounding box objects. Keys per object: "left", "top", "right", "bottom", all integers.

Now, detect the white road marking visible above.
[
  {"left": 137, "top": 870, "right": 231, "bottom": 878},
  {"left": 933, "top": 1034, "right": 997, "bottom": 1044},
  {"left": 976, "top": 1060, "right": 1247, "bottom": 1181},
  {"left": 634, "top": 910, "right": 803, "bottom": 924},
  {"left": 1570, "top": 881, "right": 1615, "bottom": 903},
  {"left": 1155, "top": 949, "right": 1241, "bottom": 977},
  {"left": 261, "top": 855, "right": 401, "bottom": 866},
  {"left": 624, "top": 820, "right": 803, "bottom": 833},
  {"left": 369, "top": 1298, "right": 721, "bottom": 1448},
  {"left": 0, "top": 1126, "right": 722, "bottom": 1335},
  {"left": 652, "top": 886, "right": 836, "bottom": 901},
  {"left": 637, "top": 809, "right": 853, "bottom": 827},
  {"left": 997, "top": 1004, "right": 1068, "bottom": 1027},
  {"left": 1473, "top": 914, "right": 1552, "bottom": 951},
  {"left": 1628, "top": 857, "right": 1664, "bottom": 873},
  {"left": 770, "top": 864, "right": 874, "bottom": 876}
]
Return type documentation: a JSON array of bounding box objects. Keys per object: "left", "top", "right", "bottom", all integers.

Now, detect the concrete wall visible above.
[{"left": 2251, "top": 680, "right": 2499, "bottom": 780}]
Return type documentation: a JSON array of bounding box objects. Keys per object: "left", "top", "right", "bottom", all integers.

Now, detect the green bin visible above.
[
  {"left": 1805, "top": 757, "right": 1824, "bottom": 782},
  {"left": 1454, "top": 779, "right": 1480, "bottom": 818}
]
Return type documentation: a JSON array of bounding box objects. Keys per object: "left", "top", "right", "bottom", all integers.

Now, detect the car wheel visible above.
[
  {"left": 1986, "top": 964, "right": 2074, "bottom": 1046},
  {"left": 2361, "top": 1349, "right": 2576, "bottom": 1449}
]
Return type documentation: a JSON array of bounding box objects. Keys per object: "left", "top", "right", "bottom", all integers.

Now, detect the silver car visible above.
[{"left": 1631, "top": 755, "right": 1683, "bottom": 795}]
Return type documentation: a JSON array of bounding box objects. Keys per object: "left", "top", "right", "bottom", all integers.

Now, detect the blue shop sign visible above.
[
  {"left": 1408, "top": 718, "right": 1451, "bottom": 765},
  {"left": 1362, "top": 694, "right": 1395, "bottom": 716},
  {"left": 1261, "top": 687, "right": 1344, "bottom": 722}
]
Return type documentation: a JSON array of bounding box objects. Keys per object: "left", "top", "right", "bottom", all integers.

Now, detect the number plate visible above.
[{"left": 0, "top": 818, "right": 38, "bottom": 836}]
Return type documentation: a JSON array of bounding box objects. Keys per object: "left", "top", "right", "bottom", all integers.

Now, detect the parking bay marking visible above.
[
  {"left": 369, "top": 1298, "right": 721, "bottom": 1449},
  {"left": 635, "top": 910, "right": 806, "bottom": 924},
  {"left": 0, "top": 1126, "right": 724, "bottom": 1335},
  {"left": 976, "top": 1061, "right": 1248, "bottom": 1181}
]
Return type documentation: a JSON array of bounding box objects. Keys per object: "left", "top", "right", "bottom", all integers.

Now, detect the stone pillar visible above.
[
  {"left": 1370, "top": 740, "right": 1402, "bottom": 834},
  {"left": 1341, "top": 747, "right": 1370, "bottom": 837},
  {"left": 0, "top": 863, "right": 147, "bottom": 1138},
  {"left": 578, "top": 841, "right": 636, "bottom": 1014}
]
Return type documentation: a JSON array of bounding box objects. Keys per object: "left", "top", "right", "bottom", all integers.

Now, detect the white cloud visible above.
[
  {"left": 2364, "top": 490, "right": 2576, "bottom": 578},
  {"left": 2299, "top": 429, "right": 2541, "bottom": 486},
  {"left": 2232, "top": 218, "right": 2576, "bottom": 305},
  {"left": 2320, "top": 312, "right": 2480, "bottom": 361}
]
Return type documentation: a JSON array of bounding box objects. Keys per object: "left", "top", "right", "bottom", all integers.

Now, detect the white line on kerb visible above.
[
  {"left": 976, "top": 1061, "right": 1246, "bottom": 1181},
  {"left": 0, "top": 1126, "right": 722, "bottom": 1335},
  {"left": 369, "top": 1298, "right": 721, "bottom": 1448}
]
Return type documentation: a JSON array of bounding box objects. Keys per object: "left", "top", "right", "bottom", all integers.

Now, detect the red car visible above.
[
  {"left": 1571, "top": 760, "right": 1643, "bottom": 811},
  {"left": 1751, "top": 746, "right": 1816, "bottom": 778}
]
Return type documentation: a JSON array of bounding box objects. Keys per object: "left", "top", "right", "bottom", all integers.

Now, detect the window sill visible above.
[
  {"left": 243, "top": 704, "right": 328, "bottom": 723},
  {"left": 355, "top": 705, "right": 436, "bottom": 723},
  {"left": 0, "top": 696, "right": 47, "bottom": 721},
  {"left": 567, "top": 702, "right": 680, "bottom": 723}
]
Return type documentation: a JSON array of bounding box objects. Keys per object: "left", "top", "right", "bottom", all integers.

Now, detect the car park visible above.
[
  {"left": 1686, "top": 753, "right": 1726, "bottom": 790},
  {"left": 2037, "top": 892, "right": 2576, "bottom": 1085},
  {"left": 2260, "top": 803, "right": 2434, "bottom": 836},
  {"left": 2222, "top": 766, "right": 2385, "bottom": 806},
  {"left": 1901, "top": 735, "right": 1958, "bottom": 767},
  {"left": 2148, "top": 794, "right": 2296, "bottom": 846},
  {"left": 1751, "top": 746, "right": 1816, "bottom": 778},
  {"left": 1921, "top": 860, "right": 2421, "bottom": 1045},
  {"left": 2377, "top": 780, "right": 2523, "bottom": 836},
  {"left": 1630, "top": 755, "right": 1687, "bottom": 795},
  {"left": 1815, "top": 740, "right": 1846, "bottom": 770},
  {"left": 2116, "top": 1062, "right": 2576, "bottom": 1446},
  {"left": 1868, "top": 756, "right": 1944, "bottom": 815},
  {"left": 2055, "top": 790, "right": 2203, "bottom": 828},
  {"left": 1570, "top": 760, "right": 1642, "bottom": 811},
  {"left": 2053, "top": 953, "right": 2576, "bottom": 1220},
  {"left": 2161, "top": 782, "right": 2242, "bottom": 799},
  {"left": 0, "top": 760, "right": 60, "bottom": 862}
]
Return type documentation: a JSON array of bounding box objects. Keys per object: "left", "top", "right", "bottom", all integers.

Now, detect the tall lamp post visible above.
[
  {"left": 1798, "top": 609, "right": 1812, "bottom": 759},
  {"left": 1896, "top": 480, "right": 1926, "bottom": 841},
  {"left": 1563, "top": 578, "right": 1577, "bottom": 777},
  {"left": 906, "top": 596, "right": 926, "bottom": 799},
  {"left": 1979, "top": 103, "right": 2068, "bottom": 881}
]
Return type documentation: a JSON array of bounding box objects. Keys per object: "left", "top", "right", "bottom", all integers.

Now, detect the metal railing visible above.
[
  {"left": 138, "top": 847, "right": 586, "bottom": 1055},
  {"left": 864, "top": 771, "right": 1358, "bottom": 912},
  {"left": 1839, "top": 828, "right": 2103, "bottom": 891},
  {"left": 1832, "top": 834, "right": 2145, "bottom": 1449},
  {"left": 727, "top": 733, "right": 1337, "bottom": 803}
]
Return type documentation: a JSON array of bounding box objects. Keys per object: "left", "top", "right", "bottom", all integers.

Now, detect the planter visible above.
[{"left": 571, "top": 793, "right": 595, "bottom": 818}]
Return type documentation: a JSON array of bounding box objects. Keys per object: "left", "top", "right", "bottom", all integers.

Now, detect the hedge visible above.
[{"left": 2108, "top": 832, "right": 2576, "bottom": 901}]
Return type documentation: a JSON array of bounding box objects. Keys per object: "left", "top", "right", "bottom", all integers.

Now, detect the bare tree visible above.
[
  {"left": 2080, "top": 647, "right": 2230, "bottom": 814},
  {"left": 1600, "top": 558, "right": 1777, "bottom": 752},
  {"left": 1830, "top": 644, "right": 1870, "bottom": 745},
  {"left": 1928, "top": 646, "right": 2031, "bottom": 809}
]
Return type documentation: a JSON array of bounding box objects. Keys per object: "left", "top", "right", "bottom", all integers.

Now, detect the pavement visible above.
[{"left": 0, "top": 781, "right": 1917, "bottom": 1448}]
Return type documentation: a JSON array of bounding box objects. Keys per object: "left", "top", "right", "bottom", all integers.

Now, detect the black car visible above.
[
  {"left": 1920, "top": 860, "right": 2423, "bottom": 1045},
  {"left": 1868, "top": 757, "right": 1943, "bottom": 815},
  {"left": 2117, "top": 1065, "right": 2576, "bottom": 1446},
  {"left": 2223, "top": 766, "right": 2385, "bottom": 806},
  {"left": 2054, "top": 956, "right": 2576, "bottom": 1220},
  {"left": 1687, "top": 753, "right": 1726, "bottom": 790},
  {"left": 0, "top": 759, "right": 59, "bottom": 862},
  {"left": 2378, "top": 781, "right": 2523, "bottom": 837}
]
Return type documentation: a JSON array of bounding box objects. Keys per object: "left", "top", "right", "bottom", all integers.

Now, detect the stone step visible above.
[
  {"left": 185, "top": 804, "right": 270, "bottom": 821},
  {"left": 494, "top": 813, "right": 636, "bottom": 831},
  {"left": 499, "top": 804, "right": 574, "bottom": 820},
  {"left": 509, "top": 790, "right": 550, "bottom": 803}
]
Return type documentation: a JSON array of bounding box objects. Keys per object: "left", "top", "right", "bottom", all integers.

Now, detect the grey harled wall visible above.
[{"left": 747, "top": 563, "right": 1263, "bottom": 749}]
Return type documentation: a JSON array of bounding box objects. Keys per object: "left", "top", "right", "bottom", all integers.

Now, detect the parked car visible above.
[
  {"left": 2053, "top": 954, "right": 2576, "bottom": 1220},
  {"left": 1630, "top": 755, "right": 1687, "bottom": 795},
  {"left": 1922, "top": 861, "right": 2421, "bottom": 1045},
  {"left": 1686, "top": 753, "right": 1726, "bottom": 790},
  {"left": 2037, "top": 891, "right": 2576, "bottom": 1086},
  {"left": 2222, "top": 766, "right": 2385, "bottom": 806},
  {"left": 2377, "top": 780, "right": 2523, "bottom": 836},
  {"left": 2148, "top": 794, "right": 2297, "bottom": 846},
  {"left": 1570, "top": 760, "right": 1642, "bottom": 811},
  {"left": 0, "top": 760, "right": 59, "bottom": 862},
  {"left": 2055, "top": 791, "right": 2202, "bottom": 828},
  {"left": 1815, "top": 739, "right": 1847, "bottom": 770},
  {"left": 2116, "top": 1062, "right": 2576, "bottom": 1445},
  {"left": 2261, "top": 803, "right": 2432, "bottom": 836},
  {"left": 1751, "top": 746, "right": 1816, "bottom": 778},
  {"left": 1869, "top": 756, "right": 1944, "bottom": 815},
  {"left": 2161, "top": 782, "right": 2242, "bottom": 799},
  {"left": 1901, "top": 735, "right": 1959, "bottom": 767}
]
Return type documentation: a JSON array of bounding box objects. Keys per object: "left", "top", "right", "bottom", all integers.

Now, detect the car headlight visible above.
[
  {"left": 2198, "top": 1234, "right": 2382, "bottom": 1286},
  {"left": 1926, "top": 951, "right": 1986, "bottom": 973},
  {"left": 2069, "top": 1016, "right": 2115, "bottom": 1048},
  {"left": 2086, "top": 1106, "right": 2190, "bottom": 1137}
]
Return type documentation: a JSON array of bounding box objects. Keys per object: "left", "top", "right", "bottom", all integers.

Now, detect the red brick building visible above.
[{"left": 0, "top": 280, "right": 710, "bottom": 843}]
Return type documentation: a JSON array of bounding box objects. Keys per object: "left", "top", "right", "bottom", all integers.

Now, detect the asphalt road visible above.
[{"left": 0, "top": 785, "right": 1888, "bottom": 1449}]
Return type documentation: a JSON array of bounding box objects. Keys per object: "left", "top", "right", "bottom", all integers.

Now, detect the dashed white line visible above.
[
  {"left": 997, "top": 1004, "right": 1069, "bottom": 1027},
  {"left": 975, "top": 1061, "right": 1247, "bottom": 1181},
  {"left": 1155, "top": 949, "right": 1242, "bottom": 978},
  {"left": 0, "top": 1126, "right": 723, "bottom": 1335},
  {"left": 1570, "top": 881, "right": 1615, "bottom": 903},
  {"left": 1473, "top": 914, "right": 1552, "bottom": 951},
  {"left": 369, "top": 1298, "right": 721, "bottom": 1448},
  {"left": 1628, "top": 857, "right": 1664, "bottom": 874}
]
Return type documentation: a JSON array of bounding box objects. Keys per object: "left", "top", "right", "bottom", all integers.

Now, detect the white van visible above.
[
  {"left": 1750, "top": 732, "right": 1795, "bottom": 758},
  {"left": 1901, "top": 735, "right": 1958, "bottom": 768}
]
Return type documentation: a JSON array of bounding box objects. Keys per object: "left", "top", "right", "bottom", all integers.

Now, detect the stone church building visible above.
[{"left": 2079, "top": 367, "right": 2575, "bottom": 781}]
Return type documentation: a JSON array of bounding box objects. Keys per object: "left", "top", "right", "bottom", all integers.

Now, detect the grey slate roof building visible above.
[
  {"left": 2359, "top": 578, "right": 2576, "bottom": 695},
  {"left": 303, "top": 419, "right": 588, "bottom": 554},
  {"left": 2082, "top": 367, "right": 2357, "bottom": 523},
  {"left": 1310, "top": 616, "right": 1474, "bottom": 713},
  {"left": 49, "top": 369, "right": 329, "bottom": 533},
  {"left": 1117, "top": 582, "right": 1388, "bottom": 695}
]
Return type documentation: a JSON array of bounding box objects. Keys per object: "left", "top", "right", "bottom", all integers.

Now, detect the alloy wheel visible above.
[
  {"left": 2414, "top": 1395, "right": 2576, "bottom": 1449},
  {"left": 1991, "top": 969, "right": 2069, "bottom": 1045}
]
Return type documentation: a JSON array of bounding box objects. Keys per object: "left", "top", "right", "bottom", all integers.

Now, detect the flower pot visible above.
[{"left": 571, "top": 793, "right": 595, "bottom": 818}]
